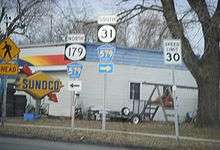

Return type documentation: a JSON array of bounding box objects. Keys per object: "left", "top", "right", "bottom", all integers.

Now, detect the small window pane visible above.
[{"left": 130, "top": 83, "right": 140, "bottom": 100}]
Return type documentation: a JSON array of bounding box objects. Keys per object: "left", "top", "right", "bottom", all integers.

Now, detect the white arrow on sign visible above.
[
  {"left": 68, "top": 80, "right": 82, "bottom": 91},
  {"left": 100, "top": 65, "right": 111, "bottom": 72}
]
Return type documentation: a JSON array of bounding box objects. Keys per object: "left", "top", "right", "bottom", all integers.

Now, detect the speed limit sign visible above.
[
  {"left": 163, "top": 39, "right": 182, "bottom": 65},
  {"left": 98, "top": 25, "right": 116, "bottom": 43}
]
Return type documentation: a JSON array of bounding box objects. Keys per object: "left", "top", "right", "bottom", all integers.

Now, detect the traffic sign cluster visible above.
[
  {"left": 65, "top": 34, "right": 86, "bottom": 92},
  {"left": 97, "top": 15, "right": 117, "bottom": 74}
]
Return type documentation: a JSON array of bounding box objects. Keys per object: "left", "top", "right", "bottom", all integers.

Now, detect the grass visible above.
[
  {"left": 0, "top": 124, "right": 220, "bottom": 150},
  {"left": 5, "top": 117, "right": 220, "bottom": 140}
]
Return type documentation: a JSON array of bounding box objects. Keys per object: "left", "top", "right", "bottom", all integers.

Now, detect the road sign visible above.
[
  {"left": 0, "top": 37, "right": 20, "bottom": 63},
  {"left": 67, "top": 63, "right": 83, "bottom": 79},
  {"left": 0, "top": 63, "right": 19, "bottom": 75},
  {"left": 163, "top": 39, "right": 182, "bottom": 65},
  {"left": 98, "top": 63, "right": 114, "bottom": 74},
  {"left": 97, "top": 44, "right": 116, "bottom": 62},
  {"left": 67, "top": 34, "right": 85, "bottom": 43},
  {"left": 65, "top": 44, "right": 86, "bottom": 61},
  {"left": 98, "top": 25, "right": 116, "bottom": 43},
  {"left": 98, "top": 15, "right": 117, "bottom": 25},
  {"left": 68, "top": 80, "right": 82, "bottom": 91}
]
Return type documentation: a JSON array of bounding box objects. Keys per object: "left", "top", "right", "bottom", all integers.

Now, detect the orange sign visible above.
[
  {"left": 0, "top": 63, "right": 19, "bottom": 75},
  {"left": 0, "top": 37, "right": 20, "bottom": 63},
  {"left": 15, "top": 72, "right": 63, "bottom": 100}
]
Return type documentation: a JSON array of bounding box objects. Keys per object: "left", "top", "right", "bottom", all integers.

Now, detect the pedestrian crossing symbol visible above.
[{"left": 0, "top": 37, "right": 20, "bottom": 63}]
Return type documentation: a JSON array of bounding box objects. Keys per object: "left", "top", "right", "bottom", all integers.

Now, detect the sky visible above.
[
  {"left": 55, "top": 0, "right": 208, "bottom": 55},
  {"left": 10, "top": 0, "right": 218, "bottom": 55}
]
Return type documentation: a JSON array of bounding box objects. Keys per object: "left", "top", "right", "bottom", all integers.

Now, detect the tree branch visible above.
[
  {"left": 0, "top": 6, "right": 5, "bottom": 24},
  {"left": 187, "top": 0, "right": 211, "bottom": 36},
  {"left": 161, "top": 0, "right": 201, "bottom": 80},
  {"left": 212, "top": 0, "right": 220, "bottom": 21},
  {"left": 212, "top": 0, "right": 220, "bottom": 40},
  {"left": 7, "top": 0, "right": 44, "bottom": 35},
  {"left": 117, "top": 4, "right": 163, "bottom": 24}
]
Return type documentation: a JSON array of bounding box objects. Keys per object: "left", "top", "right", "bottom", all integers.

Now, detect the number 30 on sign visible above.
[{"left": 163, "top": 39, "right": 182, "bottom": 65}]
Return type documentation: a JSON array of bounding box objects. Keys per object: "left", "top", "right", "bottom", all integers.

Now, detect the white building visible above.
[{"left": 17, "top": 43, "right": 198, "bottom": 122}]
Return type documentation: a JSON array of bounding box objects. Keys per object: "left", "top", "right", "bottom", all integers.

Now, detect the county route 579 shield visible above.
[{"left": 0, "top": 37, "right": 20, "bottom": 63}]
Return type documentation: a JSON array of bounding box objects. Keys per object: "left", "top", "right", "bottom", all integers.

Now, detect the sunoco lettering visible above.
[{"left": 22, "top": 79, "right": 60, "bottom": 91}]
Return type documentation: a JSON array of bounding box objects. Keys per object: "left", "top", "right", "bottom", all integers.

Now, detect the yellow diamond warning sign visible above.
[
  {"left": 0, "top": 63, "right": 19, "bottom": 75},
  {"left": 15, "top": 72, "right": 63, "bottom": 100},
  {"left": 0, "top": 37, "right": 20, "bottom": 63}
]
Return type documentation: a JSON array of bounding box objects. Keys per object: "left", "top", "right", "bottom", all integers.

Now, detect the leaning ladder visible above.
[{"left": 141, "top": 85, "right": 168, "bottom": 122}]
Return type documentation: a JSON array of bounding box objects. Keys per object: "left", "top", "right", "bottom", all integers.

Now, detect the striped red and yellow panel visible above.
[{"left": 21, "top": 55, "right": 71, "bottom": 66}]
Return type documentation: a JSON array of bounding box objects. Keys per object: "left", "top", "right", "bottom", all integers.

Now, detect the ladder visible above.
[{"left": 140, "top": 85, "right": 174, "bottom": 122}]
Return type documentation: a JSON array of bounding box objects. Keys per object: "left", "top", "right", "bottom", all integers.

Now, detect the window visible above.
[
  {"left": 130, "top": 82, "right": 140, "bottom": 100},
  {"left": 162, "top": 86, "right": 172, "bottom": 96},
  {"left": 162, "top": 86, "right": 174, "bottom": 108}
]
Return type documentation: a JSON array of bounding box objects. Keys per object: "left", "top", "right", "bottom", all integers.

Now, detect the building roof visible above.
[
  {"left": 85, "top": 43, "right": 186, "bottom": 70},
  {"left": 1, "top": 42, "right": 186, "bottom": 72}
]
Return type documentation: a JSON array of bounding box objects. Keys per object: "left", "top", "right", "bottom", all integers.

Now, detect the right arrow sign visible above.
[{"left": 98, "top": 63, "right": 113, "bottom": 74}]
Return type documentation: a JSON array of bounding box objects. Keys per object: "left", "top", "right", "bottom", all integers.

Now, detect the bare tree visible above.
[
  {"left": 20, "top": 0, "right": 98, "bottom": 45},
  {"left": 116, "top": 21, "right": 131, "bottom": 47},
  {"left": 118, "top": 0, "right": 220, "bottom": 127},
  {"left": 0, "top": 0, "right": 52, "bottom": 41},
  {"left": 135, "top": 12, "right": 171, "bottom": 49},
  {"left": 116, "top": 4, "right": 171, "bottom": 49}
]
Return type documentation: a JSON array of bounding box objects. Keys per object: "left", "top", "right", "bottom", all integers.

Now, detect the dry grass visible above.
[
  {"left": 0, "top": 124, "right": 219, "bottom": 150},
  {"left": 6, "top": 117, "right": 220, "bottom": 140}
]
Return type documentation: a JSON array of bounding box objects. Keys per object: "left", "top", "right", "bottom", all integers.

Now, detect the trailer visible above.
[{"left": 86, "top": 81, "right": 197, "bottom": 124}]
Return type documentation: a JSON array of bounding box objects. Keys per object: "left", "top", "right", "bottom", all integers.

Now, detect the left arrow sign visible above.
[{"left": 68, "top": 80, "right": 82, "bottom": 91}]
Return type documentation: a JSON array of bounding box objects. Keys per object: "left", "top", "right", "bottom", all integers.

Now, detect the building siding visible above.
[{"left": 1, "top": 43, "right": 197, "bottom": 122}]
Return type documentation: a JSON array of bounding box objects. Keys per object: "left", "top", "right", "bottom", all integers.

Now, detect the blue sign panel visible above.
[
  {"left": 67, "top": 63, "right": 83, "bottom": 79},
  {"left": 98, "top": 63, "right": 114, "bottom": 74},
  {"left": 97, "top": 44, "right": 116, "bottom": 62}
]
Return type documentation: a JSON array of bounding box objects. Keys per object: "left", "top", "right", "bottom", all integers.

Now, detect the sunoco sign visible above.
[{"left": 15, "top": 72, "right": 63, "bottom": 100}]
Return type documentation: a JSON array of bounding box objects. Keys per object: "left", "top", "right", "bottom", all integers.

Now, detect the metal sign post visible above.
[
  {"left": 102, "top": 74, "right": 107, "bottom": 130},
  {"left": 1, "top": 76, "right": 7, "bottom": 127},
  {"left": 163, "top": 39, "right": 181, "bottom": 144},
  {"left": 65, "top": 34, "right": 85, "bottom": 130},
  {"left": 68, "top": 79, "right": 81, "bottom": 129},
  {"left": 171, "top": 67, "right": 180, "bottom": 144},
  {"left": 71, "top": 91, "right": 77, "bottom": 128},
  {"left": 97, "top": 15, "right": 117, "bottom": 131},
  {"left": 97, "top": 44, "right": 115, "bottom": 131},
  {"left": 1, "top": 15, "right": 16, "bottom": 127},
  {"left": 1, "top": 14, "right": 9, "bottom": 127},
  {"left": 67, "top": 63, "right": 83, "bottom": 129}
]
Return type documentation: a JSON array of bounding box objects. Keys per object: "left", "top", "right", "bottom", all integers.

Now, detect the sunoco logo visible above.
[{"left": 15, "top": 72, "right": 63, "bottom": 100}]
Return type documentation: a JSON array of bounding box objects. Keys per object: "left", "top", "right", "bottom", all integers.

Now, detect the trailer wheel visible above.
[
  {"left": 121, "top": 107, "right": 130, "bottom": 116},
  {"left": 131, "top": 115, "right": 140, "bottom": 124}
]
